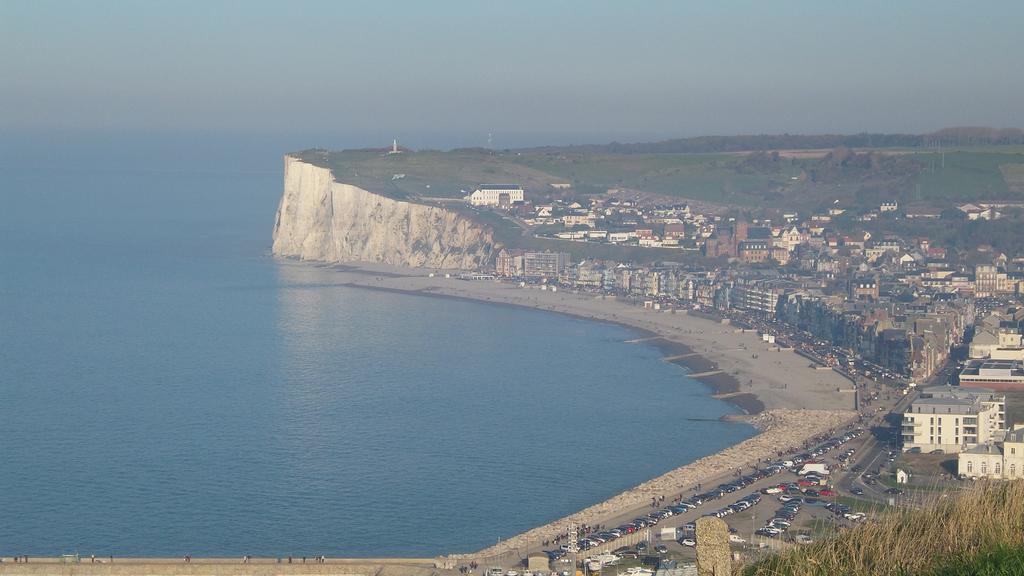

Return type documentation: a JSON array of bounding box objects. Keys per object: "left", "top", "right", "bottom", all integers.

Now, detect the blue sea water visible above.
[{"left": 0, "top": 146, "right": 754, "bottom": 557}]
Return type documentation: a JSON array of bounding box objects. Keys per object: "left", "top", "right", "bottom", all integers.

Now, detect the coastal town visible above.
[
  {"left": 467, "top": 182, "right": 1024, "bottom": 391},
  {"left": 418, "top": 181, "right": 1024, "bottom": 573},
  {"left": 10, "top": 1, "right": 1024, "bottom": 574}
]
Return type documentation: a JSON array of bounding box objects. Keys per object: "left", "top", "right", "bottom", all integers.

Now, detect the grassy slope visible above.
[
  {"left": 466, "top": 207, "right": 694, "bottom": 264},
  {"left": 741, "top": 481, "right": 1024, "bottom": 576},
  {"left": 909, "top": 151, "right": 1024, "bottom": 203},
  {"left": 295, "top": 148, "right": 564, "bottom": 200},
  {"left": 508, "top": 152, "right": 799, "bottom": 205},
  {"left": 297, "top": 146, "right": 1024, "bottom": 209},
  {"left": 924, "top": 545, "right": 1024, "bottom": 576}
]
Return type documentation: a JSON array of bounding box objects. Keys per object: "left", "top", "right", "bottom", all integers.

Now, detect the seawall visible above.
[
  {"left": 271, "top": 157, "right": 496, "bottom": 269},
  {"left": 0, "top": 558, "right": 440, "bottom": 576}
]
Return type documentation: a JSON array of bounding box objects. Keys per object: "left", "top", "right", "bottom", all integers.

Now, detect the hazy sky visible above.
[{"left": 2, "top": 0, "right": 1023, "bottom": 149}]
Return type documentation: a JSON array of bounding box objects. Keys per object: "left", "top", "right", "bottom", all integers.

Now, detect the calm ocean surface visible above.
[{"left": 0, "top": 149, "right": 754, "bottom": 557}]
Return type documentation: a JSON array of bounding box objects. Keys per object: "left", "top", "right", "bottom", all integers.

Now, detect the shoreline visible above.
[
  {"left": 276, "top": 260, "right": 859, "bottom": 562},
  {"left": 303, "top": 260, "right": 857, "bottom": 414},
  {"left": 336, "top": 280, "right": 760, "bottom": 414},
  {"left": 0, "top": 259, "right": 859, "bottom": 571}
]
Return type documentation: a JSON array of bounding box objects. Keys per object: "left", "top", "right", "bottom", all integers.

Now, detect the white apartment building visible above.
[
  {"left": 901, "top": 385, "right": 1005, "bottom": 453},
  {"left": 466, "top": 185, "right": 525, "bottom": 207}
]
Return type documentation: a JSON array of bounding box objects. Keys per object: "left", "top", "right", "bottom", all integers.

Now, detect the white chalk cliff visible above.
[{"left": 272, "top": 156, "right": 496, "bottom": 269}]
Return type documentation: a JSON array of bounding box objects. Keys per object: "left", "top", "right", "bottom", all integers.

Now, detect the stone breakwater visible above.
[
  {"left": 272, "top": 157, "right": 496, "bottom": 270},
  {"left": 455, "top": 409, "right": 856, "bottom": 562}
]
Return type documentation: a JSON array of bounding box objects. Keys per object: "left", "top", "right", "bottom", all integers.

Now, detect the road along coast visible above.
[{"left": 456, "top": 409, "right": 855, "bottom": 566}]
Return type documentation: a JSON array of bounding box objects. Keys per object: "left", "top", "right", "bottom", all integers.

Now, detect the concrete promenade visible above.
[{"left": 0, "top": 558, "right": 441, "bottom": 576}]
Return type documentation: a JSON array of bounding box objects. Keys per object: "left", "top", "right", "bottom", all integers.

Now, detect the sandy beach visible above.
[{"left": 303, "top": 261, "right": 856, "bottom": 415}]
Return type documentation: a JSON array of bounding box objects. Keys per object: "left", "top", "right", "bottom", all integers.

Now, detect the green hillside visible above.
[{"left": 295, "top": 145, "right": 1024, "bottom": 211}]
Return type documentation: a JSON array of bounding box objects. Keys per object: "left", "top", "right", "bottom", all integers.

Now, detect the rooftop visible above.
[
  {"left": 961, "top": 359, "right": 1024, "bottom": 379},
  {"left": 963, "top": 443, "right": 1003, "bottom": 455},
  {"left": 478, "top": 184, "right": 524, "bottom": 190}
]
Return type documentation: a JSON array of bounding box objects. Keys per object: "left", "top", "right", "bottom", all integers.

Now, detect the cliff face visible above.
[{"left": 272, "top": 156, "right": 496, "bottom": 269}]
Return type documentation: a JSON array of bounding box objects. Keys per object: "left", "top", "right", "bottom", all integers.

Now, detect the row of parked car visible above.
[
  {"left": 709, "top": 491, "right": 762, "bottom": 519},
  {"left": 835, "top": 446, "right": 857, "bottom": 465},
  {"left": 487, "top": 569, "right": 571, "bottom": 576},
  {"left": 806, "top": 428, "right": 864, "bottom": 459},
  {"left": 766, "top": 480, "right": 835, "bottom": 498},
  {"left": 551, "top": 428, "right": 865, "bottom": 557},
  {"left": 825, "top": 501, "right": 866, "bottom": 522},
  {"left": 755, "top": 499, "right": 802, "bottom": 537},
  {"left": 566, "top": 508, "right": 679, "bottom": 553}
]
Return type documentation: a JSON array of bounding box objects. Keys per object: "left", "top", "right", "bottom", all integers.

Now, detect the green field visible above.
[
  {"left": 509, "top": 152, "right": 800, "bottom": 205},
  {"left": 909, "top": 150, "right": 1024, "bottom": 203},
  {"left": 296, "top": 145, "right": 1024, "bottom": 209},
  {"left": 296, "top": 148, "right": 565, "bottom": 200}
]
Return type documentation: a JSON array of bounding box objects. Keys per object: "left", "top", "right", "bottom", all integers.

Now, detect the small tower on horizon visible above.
[{"left": 388, "top": 138, "right": 402, "bottom": 155}]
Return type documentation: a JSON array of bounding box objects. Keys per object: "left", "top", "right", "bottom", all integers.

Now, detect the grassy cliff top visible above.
[
  {"left": 291, "top": 144, "right": 1024, "bottom": 212},
  {"left": 292, "top": 148, "right": 564, "bottom": 202}
]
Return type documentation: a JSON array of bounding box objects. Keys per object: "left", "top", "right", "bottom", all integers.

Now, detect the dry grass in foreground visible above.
[{"left": 742, "top": 480, "right": 1024, "bottom": 576}]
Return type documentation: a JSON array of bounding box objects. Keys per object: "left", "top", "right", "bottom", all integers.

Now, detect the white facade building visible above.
[
  {"left": 959, "top": 425, "right": 1024, "bottom": 480},
  {"left": 901, "top": 385, "right": 1005, "bottom": 453},
  {"left": 466, "top": 185, "right": 525, "bottom": 207}
]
